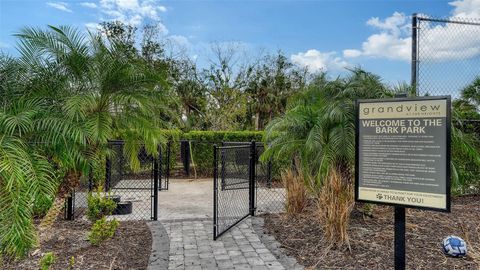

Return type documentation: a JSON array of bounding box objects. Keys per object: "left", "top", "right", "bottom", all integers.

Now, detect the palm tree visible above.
[
  {"left": 0, "top": 97, "right": 68, "bottom": 257},
  {"left": 262, "top": 69, "right": 390, "bottom": 192},
  {"left": 0, "top": 25, "right": 170, "bottom": 257},
  {"left": 461, "top": 77, "right": 480, "bottom": 108}
]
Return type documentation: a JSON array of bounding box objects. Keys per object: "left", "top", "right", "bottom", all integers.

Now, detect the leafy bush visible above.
[
  {"left": 88, "top": 217, "right": 119, "bottom": 246},
  {"left": 32, "top": 194, "right": 55, "bottom": 218},
  {"left": 39, "top": 252, "right": 56, "bottom": 270},
  {"left": 161, "top": 129, "right": 182, "bottom": 174},
  {"left": 86, "top": 190, "right": 117, "bottom": 222},
  {"left": 452, "top": 131, "right": 480, "bottom": 195},
  {"left": 183, "top": 130, "right": 264, "bottom": 142},
  {"left": 182, "top": 131, "right": 264, "bottom": 176}
]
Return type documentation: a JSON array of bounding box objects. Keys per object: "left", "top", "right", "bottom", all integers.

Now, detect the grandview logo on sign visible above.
[
  {"left": 361, "top": 103, "right": 442, "bottom": 116},
  {"left": 355, "top": 96, "right": 451, "bottom": 212}
]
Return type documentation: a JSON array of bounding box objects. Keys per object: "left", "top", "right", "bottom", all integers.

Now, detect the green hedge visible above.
[
  {"left": 185, "top": 131, "right": 264, "bottom": 175},
  {"left": 159, "top": 130, "right": 265, "bottom": 176},
  {"left": 182, "top": 130, "right": 264, "bottom": 142}
]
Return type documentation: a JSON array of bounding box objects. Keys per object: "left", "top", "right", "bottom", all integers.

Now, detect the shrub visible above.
[
  {"left": 452, "top": 130, "right": 480, "bottom": 195},
  {"left": 86, "top": 190, "right": 117, "bottom": 222},
  {"left": 39, "top": 252, "right": 56, "bottom": 270},
  {"left": 161, "top": 129, "right": 182, "bottom": 170},
  {"left": 183, "top": 131, "right": 265, "bottom": 176},
  {"left": 282, "top": 169, "right": 307, "bottom": 215},
  {"left": 88, "top": 217, "right": 119, "bottom": 246},
  {"left": 32, "top": 194, "right": 55, "bottom": 218}
]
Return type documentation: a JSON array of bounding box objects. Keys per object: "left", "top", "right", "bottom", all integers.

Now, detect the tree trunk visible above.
[{"left": 38, "top": 171, "right": 81, "bottom": 242}]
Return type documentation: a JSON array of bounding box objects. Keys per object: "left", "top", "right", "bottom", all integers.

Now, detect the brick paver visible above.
[{"left": 163, "top": 219, "right": 297, "bottom": 270}]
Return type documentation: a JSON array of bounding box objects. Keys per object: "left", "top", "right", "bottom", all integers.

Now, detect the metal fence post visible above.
[
  {"left": 88, "top": 170, "right": 93, "bottom": 191},
  {"left": 153, "top": 155, "right": 159, "bottom": 220},
  {"left": 394, "top": 207, "right": 406, "bottom": 270},
  {"left": 267, "top": 159, "right": 272, "bottom": 188},
  {"left": 105, "top": 157, "right": 111, "bottom": 192},
  {"left": 181, "top": 140, "right": 191, "bottom": 177},
  {"left": 249, "top": 141, "right": 256, "bottom": 216},
  {"left": 213, "top": 144, "right": 218, "bottom": 240},
  {"left": 411, "top": 13, "right": 418, "bottom": 96},
  {"left": 65, "top": 191, "right": 74, "bottom": 220},
  {"left": 166, "top": 140, "right": 171, "bottom": 189},
  {"left": 158, "top": 145, "right": 163, "bottom": 191}
]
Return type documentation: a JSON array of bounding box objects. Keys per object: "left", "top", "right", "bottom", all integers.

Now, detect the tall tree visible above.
[
  {"left": 246, "top": 52, "right": 307, "bottom": 130},
  {"left": 202, "top": 42, "right": 252, "bottom": 130}
]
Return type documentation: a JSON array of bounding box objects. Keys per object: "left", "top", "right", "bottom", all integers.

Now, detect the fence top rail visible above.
[
  {"left": 416, "top": 15, "right": 480, "bottom": 26},
  {"left": 459, "top": 119, "right": 480, "bottom": 122},
  {"left": 216, "top": 145, "right": 253, "bottom": 150},
  {"left": 183, "top": 140, "right": 263, "bottom": 144}
]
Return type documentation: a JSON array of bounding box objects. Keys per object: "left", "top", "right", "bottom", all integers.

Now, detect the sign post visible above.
[{"left": 355, "top": 96, "right": 451, "bottom": 270}]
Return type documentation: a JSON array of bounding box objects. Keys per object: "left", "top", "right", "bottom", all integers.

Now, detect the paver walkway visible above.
[{"left": 162, "top": 219, "right": 302, "bottom": 270}]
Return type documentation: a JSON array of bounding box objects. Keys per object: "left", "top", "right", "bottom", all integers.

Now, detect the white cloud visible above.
[
  {"left": 450, "top": 0, "right": 480, "bottom": 18},
  {"left": 291, "top": 49, "right": 350, "bottom": 72},
  {"left": 342, "top": 12, "right": 411, "bottom": 61},
  {"left": 46, "top": 2, "right": 73, "bottom": 13},
  {"left": 168, "top": 35, "right": 190, "bottom": 47},
  {"left": 343, "top": 0, "right": 480, "bottom": 62},
  {"left": 80, "top": 2, "right": 98, "bottom": 8},
  {"left": 366, "top": 12, "right": 409, "bottom": 36},
  {"left": 97, "top": 0, "right": 168, "bottom": 29},
  {"left": 85, "top": 22, "right": 100, "bottom": 31},
  {"left": 343, "top": 49, "right": 362, "bottom": 58}
]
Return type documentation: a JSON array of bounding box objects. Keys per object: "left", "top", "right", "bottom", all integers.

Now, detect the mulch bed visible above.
[
  {"left": 264, "top": 195, "right": 480, "bottom": 269},
  {"left": 4, "top": 220, "right": 152, "bottom": 270}
]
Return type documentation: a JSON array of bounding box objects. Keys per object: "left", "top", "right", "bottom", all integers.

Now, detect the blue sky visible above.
[{"left": 1, "top": 0, "right": 479, "bottom": 90}]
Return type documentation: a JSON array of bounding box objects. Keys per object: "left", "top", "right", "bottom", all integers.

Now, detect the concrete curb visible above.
[{"left": 147, "top": 221, "right": 170, "bottom": 270}]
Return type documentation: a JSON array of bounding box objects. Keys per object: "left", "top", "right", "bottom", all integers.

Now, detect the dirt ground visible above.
[
  {"left": 3, "top": 220, "right": 151, "bottom": 270},
  {"left": 263, "top": 195, "right": 480, "bottom": 270}
]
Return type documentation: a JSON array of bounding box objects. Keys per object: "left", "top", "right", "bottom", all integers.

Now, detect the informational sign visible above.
[{"left": 355, "top": 96, "right": 451, "bottom": 212}]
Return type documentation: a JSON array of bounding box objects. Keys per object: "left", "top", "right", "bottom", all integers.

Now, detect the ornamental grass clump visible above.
[
  {"left": 317, "top": 167, "right": 355, "bottom": 250},
  {"left": 282, "top": 169, "right": 307, "bottom": 215},
  {"left": 462, "top": 224, "right": 480, "bottom": 265}
]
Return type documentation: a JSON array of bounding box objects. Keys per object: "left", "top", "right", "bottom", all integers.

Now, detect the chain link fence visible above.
[
  {"left": 413, "top": 14, "right": 480, "bottom": 193},
  {"left": 66, "top": 141, "right": 159, "bottom": 221},
  {"left": 219, "top": 141, "right": 285, "bottom": 214},
  {"left": 255, "top": 144, "right": 285, "bottom": 214},
  {"left": 413, "top": 15, "right": 480, "bottom": 99}
]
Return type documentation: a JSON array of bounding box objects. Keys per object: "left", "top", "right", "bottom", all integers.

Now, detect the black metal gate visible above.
[{"left": 213, "top": 142, "right": 256, "bottom": 240}]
